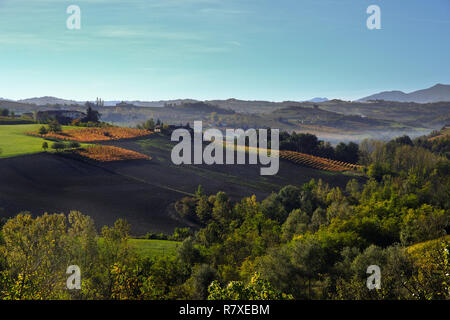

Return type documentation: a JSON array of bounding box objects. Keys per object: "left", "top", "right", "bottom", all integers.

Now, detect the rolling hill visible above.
[
  {"left": 0, "top": 128, "right": 363, "bottom": 235},
  {"left": 18, "top": 96, "right": 82, "bottom": 106}
]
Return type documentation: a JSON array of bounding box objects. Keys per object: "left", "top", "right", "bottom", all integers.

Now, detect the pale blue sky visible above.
[{"left": 0, "top": 0, "right": 449, "bottom": 101}]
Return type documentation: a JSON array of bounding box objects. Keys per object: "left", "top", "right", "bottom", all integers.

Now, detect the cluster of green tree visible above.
[
  {"left": 169, "top": 136, "right": 449, "bottom": 300},
  {"left": 0, "top": 212, "right": 289, "bottom": 300},
  {"left": 359, "top": 135, "right": 450, "bottom": 185},
  {"left": 360, "top": 134, "right": 450, "bottom": 163},
  {"left": 0, "top": 213, "right": 139, "bottom": 299},
  {"left": 35, "top": 105, "right": 101, "bottom": 126},
  {"left": 412, "top": 134, "right": 450, "bottom": 160},
  {"left": 39, "top": 120, "right": 62, "bottom": 135},
  {"left": 136, "top": 118, "right": 163, "bottom": 131},
  {"left": 81, "top": 104, "right": 101, "bottom": 123},
  {"left": 0, "top": 108, "right": 12, "bottom": 117},
  {"left": 41, "top": 141, "right": 80, "bottom": 152},
  {"left": 279, "top": 132, "right": 360, "bottom": 163}
]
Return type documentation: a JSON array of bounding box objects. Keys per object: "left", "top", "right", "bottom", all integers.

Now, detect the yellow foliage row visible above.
[
  {"left": 75, "top": 145, "right": 151, "bottom": 162},
  {"left": 279, "top": 150, "right": 362, "bottom": 172},
  {"left": 31, "top": 127, "right": 152, "bottom": 142}
]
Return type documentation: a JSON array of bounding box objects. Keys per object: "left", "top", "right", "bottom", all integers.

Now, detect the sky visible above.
[{"left": 0, "top": 0, "right": 449, "bottom": 101}]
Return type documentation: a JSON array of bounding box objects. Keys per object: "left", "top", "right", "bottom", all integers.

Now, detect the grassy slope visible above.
[
  {"left": 129, "top": 239, "right": 180, "bottom": 258},
  {"left": 0, "top": 124, "right": 81, "bottom": 159}
]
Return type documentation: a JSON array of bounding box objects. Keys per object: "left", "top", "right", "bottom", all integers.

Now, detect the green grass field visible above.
[
  {"left": 129, "top": 239, "right": 180, "bottom": 258},
  {"left": 0, "top": 124, "right": 82, "bottom": 159}
]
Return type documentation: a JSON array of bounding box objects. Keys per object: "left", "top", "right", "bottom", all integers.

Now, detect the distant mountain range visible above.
[
  {"left": 3, "top": 84, "right": 450, "bottom": 109},
  {"left": 14, "top": 97, "right": 198, "bottom": 108},
  {"left": 358, "top": 84, "right": 450, "bottom": 103}
]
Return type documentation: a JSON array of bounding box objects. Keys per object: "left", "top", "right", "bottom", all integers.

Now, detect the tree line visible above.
[{"left": 278, "top": 131, "right": 360, "bottom": 163}]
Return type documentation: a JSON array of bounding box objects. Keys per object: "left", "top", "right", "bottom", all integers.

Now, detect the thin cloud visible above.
[
  {"left": 199, "top": 8, "right": 245, "bottom": 15},
  {"left": 93, "top": 26, "right": 206, "bottom": 41}
]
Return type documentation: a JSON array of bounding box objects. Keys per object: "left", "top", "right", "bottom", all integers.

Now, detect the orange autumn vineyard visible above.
[
  {"left": 74, "top": 145, "right": 151, "bottom": 162},
  {"left": 25, "top": 126, "right": 154, "bottom": 162},
  {"left": 28, "top": 127, "right": 152, "bottom": 142},
  {"left": 279, "top": 150, "right": 362, "bottom": 172}
]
